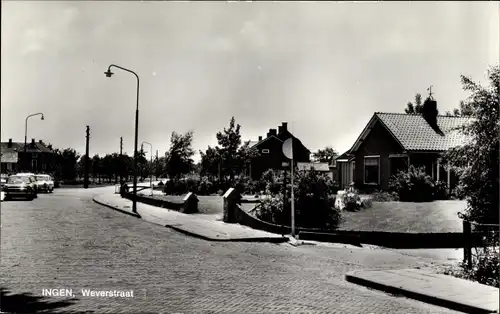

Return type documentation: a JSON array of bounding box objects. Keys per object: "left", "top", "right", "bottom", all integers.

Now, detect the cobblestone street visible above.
[{"left": 1, "top": 188, "right": 460, "bottom": 313}]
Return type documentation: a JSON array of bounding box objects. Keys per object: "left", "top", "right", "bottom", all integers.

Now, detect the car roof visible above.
[{"left": 16, "top": 173, "right": 35, "bottom": 176}]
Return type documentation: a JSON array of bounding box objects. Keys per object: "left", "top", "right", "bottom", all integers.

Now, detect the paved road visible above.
[{"left": 1, "top": 188, "right": 460, "bottom": 313}]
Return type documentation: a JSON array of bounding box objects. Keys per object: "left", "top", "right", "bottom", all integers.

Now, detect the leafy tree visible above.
[
  {"left": 200, "top": 146, "right": 221, "bottom": 180},
  {"left": 236, "top": 140, "right": 259, "bottom": 176},
  {"left": 165, "top": 131, "right": 195, "bottom": 180},
  {"left": 216, "top": 117, "right": 242, "bottom": 180},
  {"left": 405, "top": 93, "right": 424, "bottom": 114},
  {"left": 91, "top": 154, "right": 102, "bottom": 183},
  {"left": 446, "top": 65, "right": 499, "bottom": 224},
  {"left": 312, "top": 146, "right": 338, "bottom": 164},
  {"left": 56, "top": 148, "right": 80, "bottom": 181},
  {"left": 445, "top": 100, "right": 475, "bottom": 117}
]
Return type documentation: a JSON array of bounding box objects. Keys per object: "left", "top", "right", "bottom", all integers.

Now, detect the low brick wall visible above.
[{"left": 121, "top": 192, "right": 184, "bottom": 211}]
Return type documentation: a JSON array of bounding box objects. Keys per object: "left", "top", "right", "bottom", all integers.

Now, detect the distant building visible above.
[
  {"left": 247, "top": 122, "right": 311, "bottom": 180},
  {"left": 0, "top": 138, "right": 56, "bottom": 173},
  {"left": 336, "top": 99, "right": 471, "bottom": 191}
]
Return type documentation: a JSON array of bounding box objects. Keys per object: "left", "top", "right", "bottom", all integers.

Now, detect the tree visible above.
[
  {"left": 405, "top": 93, "right": 424, "bottom": 114},
  {"left": 216, "top": 117, "right": 242, "bottom": 180},
  {"left": 91, "top": 154, "right": 102, "bottom": 183},
  {"left": 165, "top": 131, "right": 195, "bottom": 180},
  {"left": 445, "top": 100, "right": 474, "bottom": 117},
  {"left": 56, "top": 148, "right": 80, "bottom": 181},
  {"left": 236, "top": 140, "right": 259, "bottom": 177},
  {"left": 312, "top": 147, "right": 338, "bottom": 164},
  {"left": 200, "top": 146, "right": 221, "bottom": 180},
  {"left": 446, "top": 65, "right": 499, "bottom": 224}
]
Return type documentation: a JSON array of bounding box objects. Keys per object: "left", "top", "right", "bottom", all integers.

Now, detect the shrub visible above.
[
  {"left": 389, "top": 166, "right": 448, "bottom": 202},
  {"left": 255, "top": 169, "right": 342, "bottom": 230},
  {"left": 370, "top": 190, "right": 399, "bottom": 202}
]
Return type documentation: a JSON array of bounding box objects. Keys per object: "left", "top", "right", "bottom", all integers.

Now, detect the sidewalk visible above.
[
  {"left": 346, "top": 268, "right": 499, "bottom": 314},
  {"left": 93, "top": 192, "right": 288, "bottom": 243}
]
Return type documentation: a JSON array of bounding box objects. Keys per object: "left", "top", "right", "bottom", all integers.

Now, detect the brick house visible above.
[
  {"left": 0, "top": 138, "right": 56, "bottom": 173},
  {"left": 247, "top": 122, "right": 311, "bottom": 180},
  {"left": 336, "top": 99, "right": 471, "bottom": 191}
]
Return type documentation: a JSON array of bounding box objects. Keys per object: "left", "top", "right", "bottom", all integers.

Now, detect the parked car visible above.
[
  {"left": 3, "top": 175, "right": 37, "bottom": 200},
  {"left": 35, "top": 174, "right": 55, "bottom": 193},
  {"left": 15, "top": 173, "right": 38, "bottom": 197},
  {"left": 0, "top": 174, "right": 8, "bottom": 189}
]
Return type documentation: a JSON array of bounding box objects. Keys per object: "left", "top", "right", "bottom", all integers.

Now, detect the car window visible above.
[
  {"left": 7, "top": 176, "right": 31, "bottom": 184},
  {"left": 36, "top": 175, "right": 50, "bottom": 181}
]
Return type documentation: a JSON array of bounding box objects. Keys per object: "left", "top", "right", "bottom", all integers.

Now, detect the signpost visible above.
[{"left": 282, "top": 138, "right": 295, "bottom": 238}]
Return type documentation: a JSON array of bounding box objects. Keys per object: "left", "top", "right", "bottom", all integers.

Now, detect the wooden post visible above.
[
  {"left": 447, "top": 166, "right": 451, "bottom": 194},
  {"left": 463, "top": 220, "right": 472, "bottom": 268},
  {"left": 436, "top": 158, "right": 440, "bottom": 181}
]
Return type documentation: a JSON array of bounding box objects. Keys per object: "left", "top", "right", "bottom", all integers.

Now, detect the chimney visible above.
[
  {"left": 278, "top": 126, "right": 283, "bottom": 134},
  {"left": 39, "top": 140, "right": 43, "bottom": 144},
  {"left": 8, "top": 139, "right": 12, "bottom": 148},
  {"left": 258, "top": 136, "right": 262, "bottom": 141},
  {"left": 270, "top": 129, "right": 277, "bottom": 136},
  {"left": 31, "top": 139, "right": 35, "bottom": 145},
  {"left": 281, "top": 122, "right": 288, "bottom": 132},
  {"left": 422, "top": 98, "right": 444, "bottom": 136}
]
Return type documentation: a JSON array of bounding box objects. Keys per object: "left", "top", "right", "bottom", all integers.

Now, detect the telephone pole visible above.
[
  {"left": 120, "top": 137, "right": 123, "bottom": 183},
  {"left": 156, "top": 150, "right": 159, "bottom": 180},
  {"left": 84, "top": 126, "right": 90, "bottom": 189}
]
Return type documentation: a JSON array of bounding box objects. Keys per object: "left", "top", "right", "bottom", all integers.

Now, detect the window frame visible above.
[
  {"left": 261, "top": 149, "right": 270, "bottom": 154},
  {"left": 363, "top": 155, "right": 380, "bottom": 185}
]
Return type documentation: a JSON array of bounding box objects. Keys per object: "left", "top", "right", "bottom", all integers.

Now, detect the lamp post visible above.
[
  {"left": 104, "top": 64, "right": 140, "bottom": 214},
  {"left": 141, "top": 141, "right": 153, "bottom": 196},
  {"left": 25, "top": 113, "right": 44, "bottom": 171}
]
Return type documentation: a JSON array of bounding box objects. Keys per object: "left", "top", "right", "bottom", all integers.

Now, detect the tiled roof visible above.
[
  {"left": 0, "top": 141, "right": 54, "bottom": 154},
  {"left": 376, "top": 113, "right": 472, "bottom": 151},
  {"left": 297, "top": 162, "right": 330, "bottom": 172}
]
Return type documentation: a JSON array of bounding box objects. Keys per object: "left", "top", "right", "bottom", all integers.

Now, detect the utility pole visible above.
[
  {"left": 84, "top": 125, "right": 90, "bottom": 189},
  {"left": 120, "top": 137, "right": 123, "bottom": 183},
  {"left": 156, "top": 150, "right": 159, "bottom": 180}
]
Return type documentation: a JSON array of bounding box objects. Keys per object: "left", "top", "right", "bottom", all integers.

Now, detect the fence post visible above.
[{"left": 463, "top": 220, "right": 472, "bottom": 268}]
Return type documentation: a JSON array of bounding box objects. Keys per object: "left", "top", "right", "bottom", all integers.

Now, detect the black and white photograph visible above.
[{"left": 1, "top": 1, "right": 499, "bottom": 313}]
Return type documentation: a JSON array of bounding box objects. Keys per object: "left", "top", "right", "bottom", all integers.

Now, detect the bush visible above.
[
  {"left": 444, "top": 236, "right": 499, "bottom": 288},
  {"left": 389, "top": 166, "right": 448, "bottom": 202},
  {"left": 370, "top": 190, "right": 399, "bottom": 202},
  {"left": 255, "top": 169, "right": 342, "bottom": 230}
]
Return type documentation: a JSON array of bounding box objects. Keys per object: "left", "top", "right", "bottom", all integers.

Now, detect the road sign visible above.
[{"left": 282, "top": 138, "right": 293, "bottom": 160}]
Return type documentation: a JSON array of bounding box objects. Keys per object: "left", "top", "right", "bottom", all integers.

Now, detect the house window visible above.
[
  {"left": 364, "top": 156, "right": 380, "bottom": 185},
  {"left": 261, "top": 149, "right": 270, "bottom": 154},
  {"left": 32, "top": 159, "right": 38, "bottom": 172},
  {"left": 32, "top": 153, "right": 38, "bottom": 159}
]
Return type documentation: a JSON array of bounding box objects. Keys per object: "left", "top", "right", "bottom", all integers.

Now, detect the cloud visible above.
[{"left": 18, "top": 6, "right": 79, "bottom": 56}]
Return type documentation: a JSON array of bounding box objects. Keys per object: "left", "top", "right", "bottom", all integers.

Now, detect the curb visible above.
[
  {"left": 345, "top": 271, "right": 496, "bottom": 314},
  {"left": 165, "top": 224, "right": 290, "bottom": 243},
  {"left": 92, "top": 197, "right": 142, "bottom": 219}
]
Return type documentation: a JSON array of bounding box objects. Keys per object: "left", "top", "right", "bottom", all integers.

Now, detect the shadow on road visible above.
[{"left": 0, "top": 288, "right": 76, "bottom": 313}]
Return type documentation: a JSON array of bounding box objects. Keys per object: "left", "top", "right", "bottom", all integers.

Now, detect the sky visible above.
[{"left": 1, "top": 1, "right": 498, "bottom": 162}]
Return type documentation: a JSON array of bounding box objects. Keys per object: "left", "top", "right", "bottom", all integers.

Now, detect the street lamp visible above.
[
  {"left": 25, "top": 113, "right": 44, "bottom": 171},
  {"left": 104, "top": 64, "right": 140, "bottom": 214},
  {"left": 141, "top": 141, "right": 153, "bottom": 196}
]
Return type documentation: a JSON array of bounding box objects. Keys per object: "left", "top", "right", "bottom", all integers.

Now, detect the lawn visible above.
[
  {"left": 339, "top": 200, "right": 467, "bottom": 233},
  {"left": 150, "top": 194, "right": 259, "bottom": 215}
]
